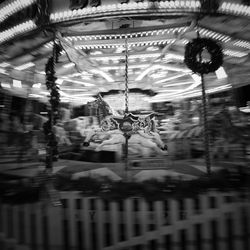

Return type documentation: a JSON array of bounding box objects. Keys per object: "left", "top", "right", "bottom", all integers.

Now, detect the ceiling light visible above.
[
  {"left": 152, "top": 84, "right": 231, "bottom": 102},
  {"left": 65, "top": 79, "right": 94, "bottom": 87},
  {"left": 0, "top": 68, "right": 7, "bottom": 74},
  {"left": 155, "top": 73, "right": 188, "bottom": 84},
  {"left": 165, "top": 54, "right": 184, "bottom": 61},
  {"left": 29, "top": 94, "right": 45, "bottom": 98},
  {"left": 136, "top": 65, "right": 169, "bottom": 81},
  {"left": 0, "top": 62, "right": 10, "bottom": 67},
  {"left": 63, "top": 62, "right": 75, "bottom": 68},
  {"left": 220, "top": 2, "right": 250, "bottom": 17},
  {"left": 13, "top": 79, "right": 22, "bottom": 88},
  {"left": 1, "top": 82, "right": 11, "bottom": 88},
  {"left": 215, "top": 67, "right": 227, "bottom": 79},
  {"left": 55, "top": 79, "right": 64, "bottom": 85},
  {"left": 199, "top": 28, "right": 231, "bottom": 43},
  {"left": 239, "top": 107, "right": 250, "bottom": 113},
  {"left": 191, "top": 74, "right": 201, "bottom": 84},
  {"left": 14, "top": 62, "right": 35, "bottom": 70},
  {"left": 51, "top": 1, "right": 200, "bottom": 23},
  {"left": 224, "top": 49, "right": 248, "bottom": 58},
  {"left": 32, "top": 83, "right": 41, "bottom": 89},
  {"left": 163, "top": 81, "right": 194, "bottom": 87},
  {"left": 233, "top": 40, "right": 250, "bottom": 50},
  {"left": 91, "top": 69, "right": 114, "bottom": 82},
  {"left": 0, "top": 0, "right": 36, "bottom": 23},
  {"left": 61, "top": 88, "right": 90, "bottom": 91},
  {"left": 0, "top": 20, "right": 36, "bottom": 44}
]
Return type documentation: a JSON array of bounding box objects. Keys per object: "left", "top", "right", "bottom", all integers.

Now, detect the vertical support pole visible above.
[
  {"left": 196, "top": 29, "right": 211, "bottom": 175},
  {"left": 124, "top": 37, "right": 129, "bottom": 175},
  {"left": 49, "top": 39, "right": 58, "bottom": 171},
  {"left": 201, "top": 74, "right": 211, "bottom": 175}
]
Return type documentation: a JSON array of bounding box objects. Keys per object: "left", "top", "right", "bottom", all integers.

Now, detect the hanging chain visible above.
[
  {"left": 124, "top": 37, "right": 129, "bottom": 176},
  {"left": 124, "top": 37, "right": 129, "bottom": 114},
  {"left": 50, "top": 39, "right": 57, "bottom": 128},
  {"left": 200, "top": 74, "right": 211, "bottom": 175}
]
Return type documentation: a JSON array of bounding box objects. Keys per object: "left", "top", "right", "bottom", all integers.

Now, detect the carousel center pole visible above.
[{"left": 124, "top": 37, "right": 129, "bottom": 175}]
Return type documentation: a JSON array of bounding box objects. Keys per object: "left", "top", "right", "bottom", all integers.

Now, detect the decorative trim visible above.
[
  {"left": 0, "top": 20, "right": 36, "bottom": 44},
  {"left": 219, "top": 1, "right": 250, "bottom": 17},
  {"left": 50, "top": 1, "right": 201, "bottom": 23},
  {"left": 0, "top": 0, "right": 36, "bottom": 23}
]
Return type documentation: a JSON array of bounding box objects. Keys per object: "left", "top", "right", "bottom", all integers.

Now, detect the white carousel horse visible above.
[
  {"left": 83, "top": 128, "right": 167, "bottom": 157},
  {"left": 84, "top": 95, "right": 168, "bottom": 157}
]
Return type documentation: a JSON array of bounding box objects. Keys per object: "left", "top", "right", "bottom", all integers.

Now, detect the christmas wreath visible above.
[{"left": 184, "top": 38, "right": 223, "bottom": 74}]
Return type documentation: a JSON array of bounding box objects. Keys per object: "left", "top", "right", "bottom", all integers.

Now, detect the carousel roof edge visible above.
[{"left": 0, "top": 0, "right": 250, "bottom": 47}]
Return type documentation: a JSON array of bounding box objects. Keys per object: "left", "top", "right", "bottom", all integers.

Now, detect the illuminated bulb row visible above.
[
  {"left": 93, "top": 53, "right": 161, "bottom": 63},
  {"left": 220, "top": 2, "right": 250, "bottom": 16},
  {"left": 233, "top": 40, "right": 250, "bottom": 50},
  {"left": 66, "top": 27, "right": 187, "bottom": 42},
  {"left": 0, "top": 0, "right": 35, "bottom": 23},
  {"left": 199, "top": 28, "right": 231, "bottom": 42},
  {"left": 154, "top": 84, "right": 231, "bottom": 102},
  {"left": 165, "top": 54, "right": 184, "bottom": 61},
  {"left": 43, "top": 42, "right": 52, "bottom": 48},
  {"left": 0, "top": 20, "right": 36, "bottom": 44},
  {"left": 182, "top": 39, "right": 189, "bottom": 44},
  {"left": 74, "top": 39, "right": 174, "bottom": 50},
  {"left": 129, "top": 39, "right": 174, "bottom": 47},
  {"left": 50, "top": 1, "right": 200, "bottom": 23},
  {"left": 224, "top": 49, "right": 248, "bottom": 58},
  {"left": 199, "top": 28, "right": 250, "bottom": 51},
  {"left": 158, "top": 0, "right": 200, "bottom": 9}
]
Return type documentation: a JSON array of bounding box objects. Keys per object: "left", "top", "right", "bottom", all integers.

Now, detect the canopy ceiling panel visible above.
[{"left": 0, "top": 0, "right": 249, "bottom": 106}]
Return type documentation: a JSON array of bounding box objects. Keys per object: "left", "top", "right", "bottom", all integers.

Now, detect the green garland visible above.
[
  {"left": 184, "top": 38, "right": 223, "bottom": 74},
  {"left": 43, "top": 42, "right": 62, "bottom": 168}
]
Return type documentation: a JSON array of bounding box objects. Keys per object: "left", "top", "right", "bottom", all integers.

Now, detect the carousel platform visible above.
[{"left": 0, "top": 157, "right": 241, "bottom": 182}]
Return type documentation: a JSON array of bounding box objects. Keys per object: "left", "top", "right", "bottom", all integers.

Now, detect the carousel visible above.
[{"left": 0, "top": 0, "right": 250, "bottom": 179}]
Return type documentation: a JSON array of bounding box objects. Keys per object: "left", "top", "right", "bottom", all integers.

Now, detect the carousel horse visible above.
[
  {"left": 84, "top": 95, "right": 168, "bottom": 156},
  {"left": 83, "top": 124, "right": 167, "bottom": 156}
]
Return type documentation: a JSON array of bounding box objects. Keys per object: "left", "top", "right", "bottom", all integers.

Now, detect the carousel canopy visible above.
[{"left": 0, "top": 0, "right": 250, "bottom": 107}]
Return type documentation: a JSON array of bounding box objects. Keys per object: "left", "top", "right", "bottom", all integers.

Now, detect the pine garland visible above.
[{"left": 43, "top": 42, "right": 62, "bottom": 168}]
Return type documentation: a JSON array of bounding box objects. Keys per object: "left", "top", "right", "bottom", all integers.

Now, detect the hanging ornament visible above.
[{"left": 184, "top": 37, "right": 223, "bottom": 75}]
